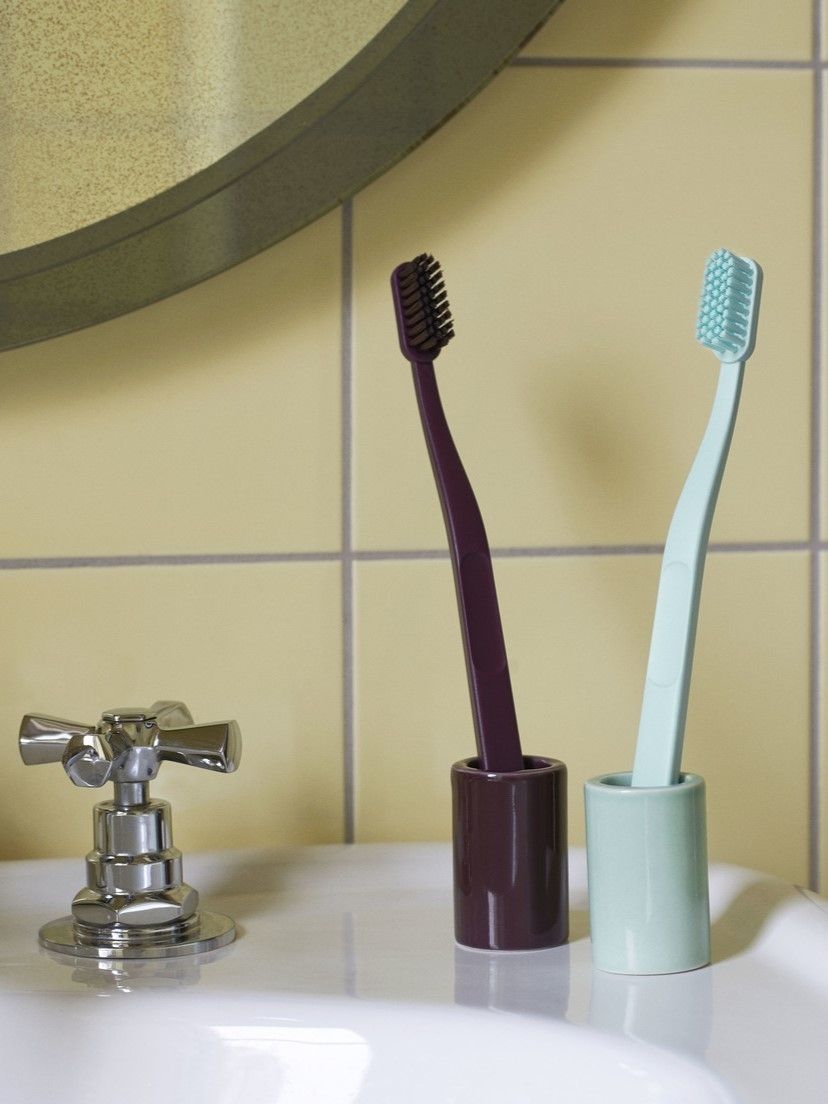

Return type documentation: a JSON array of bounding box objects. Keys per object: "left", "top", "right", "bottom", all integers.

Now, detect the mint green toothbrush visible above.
[{"left": 632, "top": 248, "right": 762, "bottom": 788}]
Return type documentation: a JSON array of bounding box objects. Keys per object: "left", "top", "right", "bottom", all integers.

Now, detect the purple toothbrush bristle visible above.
[{"left": 392, "top": 254, "right": 455, "bottom": 360}]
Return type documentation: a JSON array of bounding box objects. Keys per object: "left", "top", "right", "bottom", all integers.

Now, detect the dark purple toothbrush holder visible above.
[{"left": 451, "top": 756, "right": 568, "bottom": 951}]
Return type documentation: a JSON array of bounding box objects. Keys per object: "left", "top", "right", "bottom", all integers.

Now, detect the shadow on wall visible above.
[
  {"left": 357, "top": 8, "right": 698, "bottom": 546},
  {"left": 0, "top": 211, "right": 339, "bottom": 416},
  {"left": 535, "top": 0, "right": 690, "bottom": 60},
  {"left": 0, "top": 0, "right": 680, "bottom": 418},
  {"left": 0, "top": 804, "right": 32, "bottom": 858},
  {"left": 710, "top": 877, "right": 796, "bottom": 963},
  {"left": 364, "top": 0, "right": 685, "bottom": 259},
  {"left": 0, "top": 772, "right": 98, "bottom": 863},
  {"left": 531, "top": 362, "right": 665, "bottom": 538}
]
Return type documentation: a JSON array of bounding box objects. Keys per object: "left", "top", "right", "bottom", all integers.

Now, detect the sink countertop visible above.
[{"left": 0, "top": 844, "right": 825, "bottom": 1103}]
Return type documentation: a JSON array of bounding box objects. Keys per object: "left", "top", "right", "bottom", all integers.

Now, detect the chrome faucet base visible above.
[
  {"left": 39, "top": 910, "right": 236, "bottom": 960},
  {"left": 19, "top": 701, "right": 242, "bottom": 960}
]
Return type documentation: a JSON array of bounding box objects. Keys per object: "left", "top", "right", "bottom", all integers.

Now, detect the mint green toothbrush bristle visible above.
[
  {"left": 631, "top": 248, "right": 763, "bottom": 788},
  {"left": 696, "top": 248, "right": 761, "bottom": 362}
]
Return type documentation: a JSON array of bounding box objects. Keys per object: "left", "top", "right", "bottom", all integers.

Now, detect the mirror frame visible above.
[{"left": 0, "top": 0, "right": 563, "bottom": 351}]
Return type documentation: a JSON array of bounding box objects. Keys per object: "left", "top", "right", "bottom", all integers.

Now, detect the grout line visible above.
[
  {"left": 0, "top": 540, "right": 812, "bottom": 572},
  {"left": 496, "top": 544, "right": 666, "bottom": 558},
  {"left": 353, "top": 549, "right": 450, "bottom": 561},
  {"left": 809, "top": 0, "right": 824, "bottom": 893},
  {"left": 706, "top": 541, "right": 810, "bottom": 554},
  {"left": 0, "top": 552, "right": 341, "bottom": 570},
  {"left": 341, "top": 198, "right": 356, "bottom": 845},
  {"left": 511, "top": 56, "right": 816, "bottom": 70},
  {"left": 353, "top": 540, "right": 810, "bottom": 561}
]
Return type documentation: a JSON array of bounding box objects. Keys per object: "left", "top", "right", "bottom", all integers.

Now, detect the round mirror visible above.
[{"left": 0, "top": 1, "right": 563, "bottom": 350}]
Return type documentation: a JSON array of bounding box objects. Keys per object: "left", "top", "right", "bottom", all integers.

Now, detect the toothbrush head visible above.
[
  {"left": 391, "top": 253, "right": 455, "bottom": 362},
  {"left": 696, "top": 248, "right": 763, "bottom": 363}
]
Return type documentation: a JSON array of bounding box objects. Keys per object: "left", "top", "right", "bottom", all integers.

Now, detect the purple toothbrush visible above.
[{"left": 391, "top": 253, "right": 524, "bottom": 774}]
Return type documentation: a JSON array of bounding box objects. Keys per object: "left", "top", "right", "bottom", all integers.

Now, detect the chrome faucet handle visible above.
[
  {"left": 63, "top": 729, "right": 126, "bottom": 788},
  {"left": 151, "top": 700, "right": 195, "bottom": 729},
  {"left": 19, "top": 714, "right": 98, "bottom": 766},
  {"left": 153, "top": 719, "right": 242, "bottom": 774},
  {"left": 149, "top": 699, "right": 240, "bottom": 774},
  {"left": 19, "top": 702, "right": 242, "bottom": 788}
]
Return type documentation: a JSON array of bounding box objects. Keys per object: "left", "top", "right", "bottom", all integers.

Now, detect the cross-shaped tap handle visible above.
[{"left": 19, "top": 701, "right": 241, "bottom": 789}]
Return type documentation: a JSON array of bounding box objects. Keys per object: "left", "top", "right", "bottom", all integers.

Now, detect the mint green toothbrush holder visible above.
[{"left": 584, "top": 771, "right": 710, "bottom": 974}]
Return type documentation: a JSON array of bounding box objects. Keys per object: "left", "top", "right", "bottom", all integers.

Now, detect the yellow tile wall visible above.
[
  {"left": 0, "top": 561, "right": 343, "bottom": 859},
  {"left": 355, "top": 553, "right": 809, "bottom": 884},
  {"left": 0, "top": 1, "right": 822, "bottom": 892},
  {"left": 0, "top": 212, "right": 342, "bottom": 557},
  {"left": 353, "top": 67, "right": 811, "bottom": 551},
  {"left": 525, "top": 0, "right": 813, "bottom": 61}
]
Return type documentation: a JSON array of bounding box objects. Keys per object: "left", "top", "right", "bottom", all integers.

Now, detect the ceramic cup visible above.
[
  {"left": 584, "top": 771, "right": 710, "bottom": 974},
  {"left": 452, "top": 755, "right": 568, "bottom": 951}
]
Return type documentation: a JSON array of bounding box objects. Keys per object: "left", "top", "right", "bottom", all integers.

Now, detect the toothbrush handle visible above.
[
  {"left": 412, "top": 361, "right": 523, "bottom": 773},
  {"left": 632, "top": 360, "right": 744, "bottom": 787}
]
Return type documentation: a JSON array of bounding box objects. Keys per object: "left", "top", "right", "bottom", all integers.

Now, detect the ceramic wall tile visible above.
[
  {"left": 353, "top": 68, "right": 810, "bottom": 551},
  {"left": 0, "top": 214, "right": 341, "bottom": 557},
  {"left": 355, "top": 553, "right": 808, "bottom": 884},
  {"left": 525, "top": 0, "right": 813, "bottom": 61},
  {"left": 0, "top": 561, "right": 343, "bottom": 859}
]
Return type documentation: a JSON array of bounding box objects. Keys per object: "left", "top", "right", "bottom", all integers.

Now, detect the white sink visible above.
[{"left": 0, "top": 844, "right": 825, "bottom": 1103}]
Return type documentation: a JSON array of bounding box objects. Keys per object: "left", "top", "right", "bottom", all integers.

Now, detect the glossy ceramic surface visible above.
[
  {"left": 0, "top": 844, "right": 825, "bottom": 1102},
  {"left": 585, "top": 772, "right": 710, "bottom": 973},
  {"left": 453, "top": 756, "right": 568, "bottom": 950}
]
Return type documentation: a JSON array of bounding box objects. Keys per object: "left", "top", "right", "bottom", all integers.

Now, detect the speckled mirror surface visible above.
[
  {"left": 1, "top": 1, "right": 408, "bottom": 252},
  {"left": 0, "top": 0, "right": 564, "bottom": 350}
]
